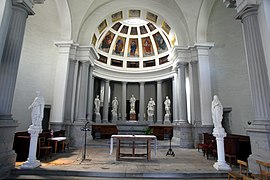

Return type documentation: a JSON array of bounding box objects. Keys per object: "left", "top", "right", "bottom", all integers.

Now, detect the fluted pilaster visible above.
[
  {"left": 87, "top": 66, "right": 94, "bottom": 122},
  {"left": 139, "top": 82, "right": 145, "bottom": 121},
  {"left": 178, "top": 62, "right": 188, "bottom": 123},
  {"left": 121, "top": 82, "right": 127, "bottom": 121},
  {"left": 156, "top": 81, "right": 163, "bottom": 123},
  {"left": 103, "top": 80, "right": 110, "bottom": 123}
]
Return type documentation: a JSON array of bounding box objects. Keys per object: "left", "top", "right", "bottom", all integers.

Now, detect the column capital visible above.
[
  {"left": 190, "top": 60, "right": 198, "bottom": 66},
  {"left": 235, "top": 4, "right": 258, "bottom": 21},
  {"left": 140, "top": 82, "right": 145, "bottom": 85},
  {"left": 157, "top": 80, "right": 162, "bottom": 84},
  {"left": 105, "top": 79, "right": 110, "bottom": 83},
  {"left": 122, "top": 82, "right": 127, "bottom": 85},
  {"left": 223, "top": 0, "right": 236, "bottom": 8},
  {"left": 12, "top": 0, "right": 35, "bottom": 15}
]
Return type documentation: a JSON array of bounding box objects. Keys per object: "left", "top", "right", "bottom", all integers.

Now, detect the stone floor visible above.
[{"left": 6, "top": 139, "right": 231, "bottom": 179}]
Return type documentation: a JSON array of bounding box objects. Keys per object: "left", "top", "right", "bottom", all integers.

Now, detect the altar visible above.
[{"left": 110, "top": 134, "right": 157, "bottom": 161}]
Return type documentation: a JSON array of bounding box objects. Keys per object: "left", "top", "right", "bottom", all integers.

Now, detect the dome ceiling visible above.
[{"left": 91, "top": 9, "right": 177, "bottom": 70}]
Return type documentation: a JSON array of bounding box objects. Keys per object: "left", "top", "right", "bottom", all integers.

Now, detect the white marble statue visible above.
[
  {"left": 211, "top": 95, "right": 223, "bottom": 129},
  {"left": 94, "top": 95, "right": 101, "bottom": 114},
  {"left": 130, "top": 94, "right": 136, "bottom": 114},
  {"left": 28, "top": 91, "right": 45, "bottom": 127},
  {"left": 111, "top": 97, "right": 118, "bottom": 116},
  {"left": 147, "top": 98, "right": 155, "bottom": 117},
  {"left": 164, "top": 96, "right": 171, "bottom": 115}
]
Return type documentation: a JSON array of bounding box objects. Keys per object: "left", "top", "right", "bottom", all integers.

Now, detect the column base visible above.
[
  {"left": 70, "top": 122, "right": 93, "bottom": 147},
  {"left": 0, "top": 120, "right": 17, "bottom": 179},
  {"left": 20, "top": 158, "right": 41, "bottom": 169},
  {"left": 213, "top": 162, "right": 231, "bottom": 171},
  {"left": 172, "top": 124, "right": 193, "bottom": 148}
]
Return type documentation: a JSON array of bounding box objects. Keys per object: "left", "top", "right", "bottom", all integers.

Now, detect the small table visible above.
[
  {"left": 110, "top": 135, "right": 157, "bottom": 161},
  {"left": 48, "top": 137, "right": 66, "bottom": 153}
]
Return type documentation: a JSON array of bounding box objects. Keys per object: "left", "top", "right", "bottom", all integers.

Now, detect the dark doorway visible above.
[{"left": 42, "top": 105, "right": 51, "bottom": 130}]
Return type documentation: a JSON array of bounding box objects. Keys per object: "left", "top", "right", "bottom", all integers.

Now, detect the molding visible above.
[{"left": 12, "top": 0, "right": 35, "bottom": 15}]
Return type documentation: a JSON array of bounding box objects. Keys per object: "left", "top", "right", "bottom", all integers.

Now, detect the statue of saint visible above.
[
  {"left": 147, "top": 98, "right": 155, "bottom": 117},
  {"left": 28, "top": 91, "right": 45, "bottom": 127},
  {"left": 211, "top": 95, "right": 223, "bottom": 129},
  {"left": 111, "top": 97, "right": 118, "bottom": 116},
  {"left": 130, "top": 94, "right": 136, "bottom": 114},
  {"left": 164, "top": 96, "right": 171, "bottom": 115},
  {"left": 94, "top": 95, "right": 101, "bottom": 114}
]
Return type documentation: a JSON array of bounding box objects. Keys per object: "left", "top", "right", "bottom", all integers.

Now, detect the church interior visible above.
[{"left": 0, "top": 0, "right": 270, "bottom": 178}]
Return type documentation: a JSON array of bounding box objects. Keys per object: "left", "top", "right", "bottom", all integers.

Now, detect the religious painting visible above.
[
  {"left": 153, "top": 32, "right": 167, "bottom": 54},
  {"left": 91, "top": 34, "right": 97, "bottom": 46},
  {"left": 142, "top": 37, "right": 154, "bottom": 57},
  {"left": 99, "top": 31, "right": 115, "bottom": 53},
  {"left": 112, "top": 22, "right": 122, "bottom": 31},
  {"left": 98, "top": 19, "right": 107, "bottom": 33},
  {"left": 128, "top": 38, "right": 139, "bottom": 57},
  {"left": 171, "top": 34, "right": 176, "bottom": 46},
  {"left": 147, "top": 23, "right": 156, "bottom": 31},
  {"left": 120, "top": 25, "right": 129, "bottom": 34},
  {"left": 140, "top": 26, "right": 147, "bottom": 34},
  {"left": 162, "top": 20, "right": 171, "bottom": 35},
  {"left": 111, "top": 11, "right": 123, "bottom": 22},
  {"left": 129, "top": 10, "right": 140, "bottom": 18},
  {"left": 130, "top": 27, "right": 138, "bottom": 35},
  {"left": 113, "top": 36, "right": 125, "bottom": 56},
  {"left": 146, "top": 12, "right": 158, "bottom": 23}
]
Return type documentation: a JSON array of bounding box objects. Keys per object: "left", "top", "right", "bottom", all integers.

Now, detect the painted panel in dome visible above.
[
  {"left": 147, "top": 23, "right": 156, "bottom": 31},
  {"left": 120, "top": 25, "right": 129, "bottom": 34},
  {"left": 113, "top": 36, "right": 126, "bottom": 56},
  {"left": 146, "top": 12, "right": 158, "bottom": 23},
  {"left": 112, "top": 22, "right": 122, "bottom": 31},
  {"left": 99, "top": 31, "right": 115, "bottom": 53},
  {"left": 111, "top": 11, "right": 123, "bottom": 22},
  {"left": 98, "top": 19, "right": 107, "bottom": 33},
  {"left": 130, "top": 27, "right": 138, "bottom": 35},
  {"left": 92, "top": 34, "right": 97, "bottom": 46},
  {"left": 140, "top": 26, "right": 147, "bottom": 34},
  {"left": 129, "top": 10, "right": 140, "bottom": 18},
  {"left": 153, "top": 32, "right": 168, "bottom": 54},
  {"left": 162, "top": 21, "right": 171, "bottom": 35},
  {"left": 128, "top": 38, "right": 139, "bottom": 57},
  {"left": 142, "top": 37, "right": 154, "bottom": 57}
]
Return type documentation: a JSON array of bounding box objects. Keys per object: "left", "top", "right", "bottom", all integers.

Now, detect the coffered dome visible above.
[{"left": 91, "top": 9, "right": 177, "bottom": 70}]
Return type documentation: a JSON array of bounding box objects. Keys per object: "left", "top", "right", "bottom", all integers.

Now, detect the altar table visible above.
[
  {"left": 110, "top": 135, "right": 157, "bottom": 161},
  {"left": 48, "top": 137, "right": 66, "bottom": 153}
]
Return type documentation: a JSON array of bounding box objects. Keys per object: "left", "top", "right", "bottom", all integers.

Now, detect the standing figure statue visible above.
[
  {"left": 147, "top": 98, "right": 155, "bottom": 117},
  {"left": 164, "top": 96, "right": 171, "bottom": 115},
  {"left": 94, "top": 95, "right": 101, "bottom": 114},
  {"left": 130, "top": 94, "right": 136, "bottom": 114},
  {"left": 211, "top": 95, "right": 223, "bottom": 129},
  {"left": 28, "top": 91, "right": 45, "bottom": 127},
  {"left": 111, "top": 97, "right": 119, "bottom": 116}
]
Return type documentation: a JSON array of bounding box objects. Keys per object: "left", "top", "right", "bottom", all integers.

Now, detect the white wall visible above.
[
  {"left": 12, "top": 0, "right": 61, "bottom": 131},
  {"left": 207, "top": 0, "right": 253, "bottom": 135}
]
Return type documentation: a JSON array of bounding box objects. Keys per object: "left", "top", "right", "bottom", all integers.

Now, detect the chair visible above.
[
  {"left": 228, "top": 160, "right": 249, "bottom": 180},
  {"left": 256, "top": 160, "right": 270, "bottom": 180},
  {"left": 38, "top": 137, "right": 52, "bottom": 160}
]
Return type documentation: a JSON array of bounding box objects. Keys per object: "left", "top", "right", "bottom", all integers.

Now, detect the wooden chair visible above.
[
  {"left": 256, "top": 160, "right": 270, "bottom": 180},
  {"left": 228, "top": 160, "right": 249, "bottom": 180},
  {"left": 38, "top": 137, "right": 52, "bottom": 160}
]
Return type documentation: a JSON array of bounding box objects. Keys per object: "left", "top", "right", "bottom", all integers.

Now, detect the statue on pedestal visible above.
[
  {"left": 129, "top": 94, "right": 136, "bottom": 114},
  {"left": 211, "top": 95, "right": 223, "bottom": 130},
  {"left": 147, "top": 98, "right": 155, "bottom": 121},
  {"left": 111, "top": 97, "right": 118, "bottom": 122},
  {"left": 21, "top": 91, "right": 45, "bottom": 169},
  {"left": 94, "top": 95, "right": 101, "bottom": 123},
  {"left": 164, "top": 96, "right": 171, "bottom": 124}
]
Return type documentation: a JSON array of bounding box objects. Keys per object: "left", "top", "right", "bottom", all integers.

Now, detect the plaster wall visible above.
[
  {"left": 11, "top": 0, "right": 61, "bottom": 131},
  {"left": 207, "top": 0, "right": 253, "bottom": 135}
]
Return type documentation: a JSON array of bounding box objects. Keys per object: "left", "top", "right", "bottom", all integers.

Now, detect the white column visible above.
[
  {"left": 172, "top": 75, "right": 178, "bottom": 122},
  {"left": 76, "top": 61, "right": 90, "bottom": 121},
  {"left": 0, "top": 1, "right": 34, "bottom": 120},
  {"left": 52, "top": 41, "right": 77, "bottom": 123},
  {"left": 178, "top": 62, "right": 188, "bottom": 124},
  {"left": 139, "top": 82, "right": 145, "bottom": 121},
  {"left": 190, "top": 60, "right": 201, "bottom": 126},
  {"left": 71, "top": 60, "right": 79, "bottom": 121},
  {"left": 235, "top": 3, "right": 270, "bottom": 172},
  {"left": 103, "top": 80, "right": 110, "bottom": 123},
  {"left": 156, "top": 81, "right": 163, "bottom": 123},
  {"left": 121, "top": 82, "right": 127, "bottom": 121},
  {"left": 87, "top": 66, "right": 94, "bottom": 122},
  {"left": 196, "top": 43, "right": 214, "bottom": 126}
]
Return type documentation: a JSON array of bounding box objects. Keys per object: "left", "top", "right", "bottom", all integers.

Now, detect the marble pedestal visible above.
[
  {"left": 164, "top": 114, "right": 171, "bottom": 125},
  {"left": 21, "top": 125, "right": 43, "bottom": 169},
  {"left": 212, "top": 128, "right": 231, "bottom": 171},
  {"left": 130, "top": 114, "right": 136, "bottom": 120},
  {"left": 112, "top": 114, "right": 118, "bottom": 123},
  {"left": 95, "top": 113, "right": 101, "bottom": 123}
]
